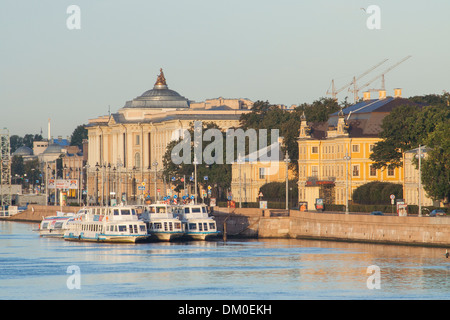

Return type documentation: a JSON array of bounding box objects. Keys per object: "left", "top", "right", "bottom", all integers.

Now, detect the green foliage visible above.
[
  {"left": 10, "top": 134, "right": 43, "bottom": 153},
  {"left": 70, "top": 125, "right": 88, "bottom": 148},
  {"left": 421, "top": 121, "right": 450, "bottom": 202},
  {"left": 352, "top": 181, "right": 403, "bottom": 205},
  {"left": 370, "top": 92, "right": 450, "bottom": 169},
  {"left": 162, "top": 122, "right": 231, "bottom": 200},
  {"left": 259, "top": 180, "right": 298, "bottom": 201}
]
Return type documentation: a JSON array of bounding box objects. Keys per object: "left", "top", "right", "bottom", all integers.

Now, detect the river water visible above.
[{"left": 1, "top": 221, "right": 450, "bottom": 300}]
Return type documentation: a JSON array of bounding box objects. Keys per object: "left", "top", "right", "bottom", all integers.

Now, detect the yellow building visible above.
[
  {"left": 230, "top": 139, "right": 295, "bottom": 204},
  {"left": 297, "top": 90, "right": 417, "bottom": 210},
  {"left": 403, "top": 146, "right": 438, "bottom": 208},
  {"left": 86, "top": 69, "right": 251, "bottom": 205}
]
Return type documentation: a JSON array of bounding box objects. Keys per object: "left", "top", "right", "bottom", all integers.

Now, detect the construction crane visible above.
[
  {"left": 348, "top": 55, "right": 412, "bottom": 102},
  {"left": 327, "top": 59, "right": 388, "bottom": 101}
]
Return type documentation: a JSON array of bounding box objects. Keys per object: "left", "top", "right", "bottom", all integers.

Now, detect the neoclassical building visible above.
[{"left": 86, "top": 69, "right": 251, "bottom": 204}]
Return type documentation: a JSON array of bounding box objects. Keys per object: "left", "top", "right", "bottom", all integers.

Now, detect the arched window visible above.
[{"left": 135, "top": 152, "right": 141, "bottom": 168}]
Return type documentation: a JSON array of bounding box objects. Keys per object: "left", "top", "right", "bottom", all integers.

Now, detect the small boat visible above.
[
  {"left": 37, "top": 212, "right": 78, "bottom": 238},
  {"left": 174, "top": 204, "right": 219, "bottom": 241},
  {"left": 141, "top": 203, "right": 184, "bottom": 241},
  {"left": 64, "top": 206, "right": 150, "bottom": 243}
]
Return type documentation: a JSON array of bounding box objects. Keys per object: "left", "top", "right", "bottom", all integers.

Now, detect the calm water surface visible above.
[{"left": 1, "top": 221, "right": 450, "bottom": 300}]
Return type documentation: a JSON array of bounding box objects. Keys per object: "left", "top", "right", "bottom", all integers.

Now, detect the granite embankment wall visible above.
[
  {"left": 214, "top": 208, "right": 450, "bottom": 247},
  {"left": 5, "top": 206, "right": 450, "bottom": 247},
  {"left": 3, "top": 205, "right": 81, "bottom": 223}
]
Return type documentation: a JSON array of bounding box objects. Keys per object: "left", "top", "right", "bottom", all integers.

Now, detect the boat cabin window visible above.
[
  {"left": 184, "top": 208, "right": 190, "bottom": 214},
  {"left": 188, "top": 223, "right": 196, "bottom": 230},
  {"left": 54, "top": 222, "right": 64, "bottom": 229},
  {"left": 192, "top": 208, "right": 201, "bottom": 213},
  {"left": 153, "top": 222, "right": 162, "bottom": 229},
  {"left": 209, "top": 223, "right": 215, "bottom": 230},
  {"left": 114, "top": 209, "right": 119, "bottom": 216},
  {"left": 121, "top": 209, "right": 131, "bottom": 215},
  {"left": 202, "top": 207, "right": 207, "bottom": 213},
  {"left": 118, "top": 225, "right": 127, "bottom": 232},
  {"left": 199, "top": 223, "right": 203, "bottom": 231},
  {"left": 42, "top": 222, "right": 49, "bottom": 229}
]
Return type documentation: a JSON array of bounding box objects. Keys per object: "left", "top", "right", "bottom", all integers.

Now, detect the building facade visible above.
[
  {"left": 86, "top": 69, "right": 251, "bottom": 205},
  {"left": 297, "top": 90, "right": 416, "bottom": 210}
]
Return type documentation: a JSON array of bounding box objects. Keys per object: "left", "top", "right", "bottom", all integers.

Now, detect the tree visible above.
[
  {"left": 162, "top": 122, "right": 232, "bottom": 201},
  {"left": 421, "top": 121, "right": 450, "bottom": 203},
  {"left": 370, "top": 96, "right": 450, "bottom": 169},
  {"left": 70, "top": 125, "right": 88, "bottom": 148},
  {"left": 352, "top": 181, "right": 403, "bottom": 205}
]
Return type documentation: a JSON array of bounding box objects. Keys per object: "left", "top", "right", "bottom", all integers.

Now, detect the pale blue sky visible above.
[{"left": 1, "top": 0, "right": 449, "bottom": 137}]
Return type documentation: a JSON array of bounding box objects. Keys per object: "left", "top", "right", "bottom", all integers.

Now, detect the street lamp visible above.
[
  {"left": 416, "top": 145, "right": 425, "bottom": 217},
  {"left": 193, "top": 155, "right": 198, "bottom": 204},
  {"left": 284, "top": 150, "right": 290, "bottom": 211},
  {"left": 344, "top": 151, "right": 351, "bottom": 214},
  {"left": 152, "top": 161, "right": 158, "bottom": 202}
]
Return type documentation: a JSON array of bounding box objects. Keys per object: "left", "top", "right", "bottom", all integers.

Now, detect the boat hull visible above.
[
  {"left": 150, "top": 231, "right": 185, "bottom": 241},
  {"left": 184, "top": 231, "right": 220, "bottom": 241},
  {"left": 64, "top": 232, "right": 149, "bottom": 243}
]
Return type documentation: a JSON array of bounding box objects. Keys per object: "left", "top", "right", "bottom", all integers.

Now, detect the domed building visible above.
[
  {"left": 12, "top": 146, "right": 35, "bottom": 161},
  {"left": 86, "top": 68, "right": 252, "bottom": 205}
]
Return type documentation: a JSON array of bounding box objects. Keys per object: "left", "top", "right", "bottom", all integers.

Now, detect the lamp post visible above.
[
  {"left": 193, "top": 155, "right": 198, "bottom": 204},
  {"left": 152, "top": 161, "right": 158, "bottom": 202},
  {"left": 416, "top": 145, "right": 425, "bottom": 217},
  {"left": 95, "top": 162, "right": 100, "bottom": 205},
  {"left": 238, "top": 153, "right": 242, "bottom": 209},
  {"left": 284, "top": 150, "right": 290, "bottom": 211},
  {"left": 343, "top": 151, "right": 351, "bottom": 214}
]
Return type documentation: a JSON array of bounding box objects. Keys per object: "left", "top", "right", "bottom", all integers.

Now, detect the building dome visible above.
[
  {"left": 43, "top": 143, "right": 63, "bottom": 154},
  {"left": 123, "top": 69, "right": 190, "bottom": 109},
  {"left": 13, "top": 146, "right": 33, "bottom": 157}
]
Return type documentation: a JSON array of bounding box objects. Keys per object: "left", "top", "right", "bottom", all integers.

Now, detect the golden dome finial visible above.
[{"left": 155, "top": 68, "right": 167, "bottom": 86}]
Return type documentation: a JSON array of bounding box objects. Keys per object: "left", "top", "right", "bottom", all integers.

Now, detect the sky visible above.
[{"left": 1, "top": 0, "right": 449, "bottom": 138}]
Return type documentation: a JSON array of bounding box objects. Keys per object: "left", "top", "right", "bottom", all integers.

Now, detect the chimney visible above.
[
  {"left": 379, "top": 90, "right": 386, "bottom": 100},
  {"left": 363, "top": 91, "right": 371, "bottom": 101},
  {"left": 394, "top": 88, "right": 402, "bottom": 98}
]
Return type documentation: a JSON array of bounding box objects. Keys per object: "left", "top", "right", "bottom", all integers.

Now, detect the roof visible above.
[
  {"left": 233, "top": 141, "right": 285, "bottom": 163},
  {"left": 122, "top": 69, "right": 190, "bottom": 109},
  {"left": 13, "top": 146, "right": 33, "bottom": 156}
]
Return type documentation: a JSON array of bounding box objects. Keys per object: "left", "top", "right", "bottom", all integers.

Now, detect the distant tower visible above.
[{"left": 0, "top": 128, "right": 12, "bottom": 211}]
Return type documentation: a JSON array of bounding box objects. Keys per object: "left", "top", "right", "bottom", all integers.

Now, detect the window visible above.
[
  {"left": 369, "top": 165, "right": 377, "bottom": 177},
  {"left": 209, "top": 223, "right": 215, "bottom": 230},
  {"left": 352, "top": 144, "right": 360, "bottom": 153},
  {"left": 189, "top": 223, "right": 196, "bottom": 230},
  {"left": 121, "top": 209, "right": 131, "bottom": 215},
  {"left": 352, "top": 165, "right": 360, "bottom": 177},
  {"left": 140, "top": 225, "right": 146, "bottom": 232},
  {"left": 311, "top": 146, "right": 318, "bottom": 154},
  {"left": 369, "top": 144, "right": 375, "bottom": 152},
  {"left": 136, "top": 134, "right": 140, "bottom": 146},
  {"left": 135, "top": 152, "right": 141, "bottom": 168},
  {"left": 388, "top": 167, "right": 395, "bottom": 176},
  {"left": 311, "top": 166, "right": 318, "bottom": 177},
  {"left": 259, "top": 167, "right": 265, "bottom": 179},
  {"left": 119, "top": 225, "right": 127, "bottom": 232},
  {"left": 129, "top": 225, "right": 134, "bottom": 234},
  {"left": 154, "top": 222, "right": 162, "bottom": 229}
]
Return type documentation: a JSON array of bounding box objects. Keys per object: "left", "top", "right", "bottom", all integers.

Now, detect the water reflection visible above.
[{"left": 1, "top": 221, "right": 450, "bottom": 299}]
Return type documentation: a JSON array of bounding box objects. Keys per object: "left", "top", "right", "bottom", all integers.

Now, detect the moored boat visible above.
[
  {"left": 64, "top": 206, "right": 149, "bottom": 243},
  {"left": 141, "top": 203, "right": 184, "bottom": 241},
  {"left": 174, "top": 204, "right": 219, "bottom": 241},
  {"left": 37, "top": 212, "right": 78, "bottom": 238}
]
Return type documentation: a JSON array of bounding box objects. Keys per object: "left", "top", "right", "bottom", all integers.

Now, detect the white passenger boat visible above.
[
  {"left": 174, "top": 204, "right": 219, "bottom": 240},
  {"left": 37, "top": 212, "right": 78, "bottom": 238},
  {"left": 64, "top": 206, "right": 150, "bottom": 243},
  {"left": 141, "top": 203, "right": 184, "bottom": 241}
]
